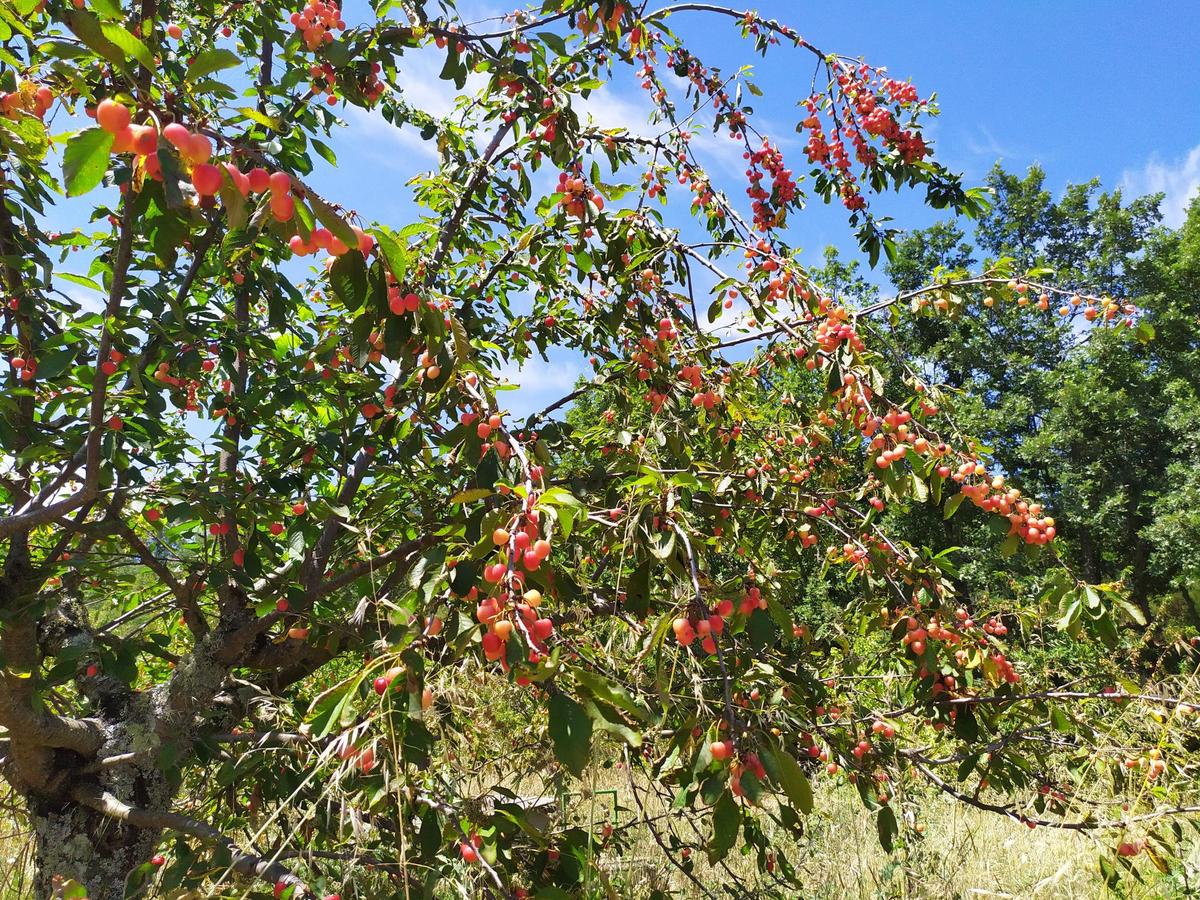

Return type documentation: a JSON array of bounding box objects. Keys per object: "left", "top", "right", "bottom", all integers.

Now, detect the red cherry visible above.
[
  {"left": 191, "top": 163, "right": 222, "bottom": 197},
  {"left": 247, "top": 167, "right": 270, "bottom": 192}
]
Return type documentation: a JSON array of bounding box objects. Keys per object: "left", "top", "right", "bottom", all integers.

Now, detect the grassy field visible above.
[
  {"left": 0, "top": 767, "right": 1196, "bottom": 899},
  {"left": 557, "top": 769, "right": 1200, "bottom": 899}
]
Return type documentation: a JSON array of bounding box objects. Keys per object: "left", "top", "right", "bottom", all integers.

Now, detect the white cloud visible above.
[
  {"left": 495, "top": 354, "right": 588, "bottom": 419},
  {"left": 1121, "top": 144, "right": 1200, "bottom": 229},
  {"left": 577, "top": 84, "right": 656, "bottom": 137},
  {"left": 56, "top": 280, "right": 105, "bottom": 314},
  {"left": 340, "top": 104, "right": 439, "bottom": 167},
  {"left": 394, "top": 46, "right": 488, "bottom": 119}
]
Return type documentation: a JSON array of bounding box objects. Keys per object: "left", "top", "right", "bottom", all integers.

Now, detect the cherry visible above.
[
  {"left": 191, "top": 163, "right": 222, "bottom": 197},
  {"left": 96, "top": 99, "right": 130, "bottom": 134}
]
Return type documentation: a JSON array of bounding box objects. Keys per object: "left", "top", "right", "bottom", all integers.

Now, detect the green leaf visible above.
[
  {"left": 574, "top": 668, "right": 653, "bottom": 723},
  {"left": 236, "top": 107, "right": 282, "bottom": 131},
  {"left": 1115, "top": 596, "right": 1147, "bottom": 626},
  {"left": 307, "top": 674, "right": 364, "bottom": 739},
  {"left": 329, "top": 251, "right": 368, "bottom": 311},
  {"left": 87, "top": 0, "right": 121, "bottom": 18},
  {"left": 624, "top": 559, "right": 650, "bottom": 619},
  {"left": 35, "top": 347, "right": 78, "bottom": 379},
  {"left": 943, "top": 492, "right": 966, "bottom": 520},
  {"left": 766, "top": 747, "right": 813, "bottom": 814},
  {"left": 547, "top": 693, "right": 592, "bottom": 777},
  {"left": 308, "top": 191, "right": 358, "bottom": 252},
  {"left": 708, "top": 789, "right": 739, "bottom": 863},
  {"left": 100, "top": 23, "right": 154, "bottom": 68},
  {"left": 187, "top": 49, "right": 241, "bottom": 81},
  {"left": 999, "top": 532, "right": 1019, "bottom": 558},
  {"left": 649, "top": 530, "right": 675, "bottom": 561},
  {"left": 582, "top": 698, "right": 642, "bottom": 747},
  {"left": 63, "top": 9, "right": 127, "bottom": 68},
  {"left": 450, "top": 487, "right": 491, "bottom": 504},
  {"left": 876, "top": 805, "right": 898, "bottom": 852},
  {"left": 0, "top": 111, "right": 50, "bottom": 160},
  {"left": 56, "top": 272, "right": 103, "bottom": 293},
  {"left": 373, "top": 227, "right": 408, "bottom": 283},
  {"left": 954, "top": 705, "right": 979, "bottom": 741},
  {"left": 62, "top": 128, "right": 114, "bottom": 197}
]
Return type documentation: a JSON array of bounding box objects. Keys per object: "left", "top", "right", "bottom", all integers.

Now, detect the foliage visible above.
[{"left": 0, "top": 2, "right": 1197, "bottom": 899}]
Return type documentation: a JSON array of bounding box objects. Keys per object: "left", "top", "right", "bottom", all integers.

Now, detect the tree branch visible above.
[{"left": 72, "top": 783, "right": 311, "bottom": 895}]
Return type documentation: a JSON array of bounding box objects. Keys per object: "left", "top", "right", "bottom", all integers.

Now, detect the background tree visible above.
[
  {"left": 877, "top": 167, "right": 1200, "bottom": 645},
  {"left": 0, "top": 3, "right": 1197, "bottom": 899}
]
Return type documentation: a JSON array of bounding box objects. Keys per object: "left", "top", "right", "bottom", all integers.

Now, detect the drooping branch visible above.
[
  {"left": 72, "top": 783, "right": 311, "bottom": 896},
  {"left": 911, "top": 757, "right": 1200, "bottom": 831}
]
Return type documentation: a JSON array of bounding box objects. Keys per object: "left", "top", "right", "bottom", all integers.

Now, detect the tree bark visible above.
[{"left": 31, "top": 788, "right": 163, "bottom": 900}]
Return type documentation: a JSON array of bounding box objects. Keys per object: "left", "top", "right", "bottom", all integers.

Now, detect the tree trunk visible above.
[
  {"left": 15, "top": 704, "right": 174, "bottom": 899},
  {"left": 32, "top": 794, "right": 161, "bottom": 900}
]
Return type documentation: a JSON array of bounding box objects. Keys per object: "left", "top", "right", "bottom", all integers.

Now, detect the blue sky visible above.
[
  {"left": 319, "top": 0, "right": 1200, "bottom": 235},
  {"left": 44, "top": 1, "right": 1200, "bottom": 420}
]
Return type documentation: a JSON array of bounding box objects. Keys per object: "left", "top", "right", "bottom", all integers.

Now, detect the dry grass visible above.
[
  {"left": 0, "top": 764, "right": 1196, "bottom": 899},
  {"left": 541, "top": 759, "right": 1200, "bottom": 900}
]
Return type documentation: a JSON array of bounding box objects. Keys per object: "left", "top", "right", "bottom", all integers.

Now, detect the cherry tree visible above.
[{"left": 0, "top": 0, "right": 1195, "bottom": 897}]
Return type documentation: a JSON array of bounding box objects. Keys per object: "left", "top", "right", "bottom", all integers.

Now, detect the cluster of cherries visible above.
[
  {"left": 1, "top": 81, "right": 54, "bottom": 120},
  {"left": 800, "top": 62, "right": 931, "bottom": 211},
  {"left": 671, "top": 581, "right": 769, "bottom": 653},
  {"left": 955, "top": 465, "right": 1057, "bottom": 546},
  {"left": 744, "top": 139, "right": 799, "bottom": 231},
  {"left": 289, "top": 0, "right": 345, "bottom": 51},
  {"left": 469, "top": 501, "right": 558, "bottom": 669},
  {"left": 575, "top": 2, "right": 626, "bottom": 35},
  {"left": 287, "top": 224, "right": 373, "bottom": 258},
  {"left": 307, "top": 59, "right": 385, "bottom": 106},
  {"left": 555, "top": 169, "right": 605, "bottom": 218},
  {"left": 8, "top": 353, "right": 35, "bottom": 382}
]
